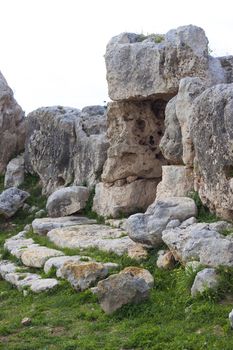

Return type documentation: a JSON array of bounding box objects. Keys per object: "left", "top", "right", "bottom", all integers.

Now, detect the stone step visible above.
[
  {"left": 32, "top": 216, "right": 97, "bottom": 235},
  {"left": 46, "top": 224, "right": 148, "bottom": 259},
  {"left": 0, "top": 260, "right": 59, "bottom": 293}
]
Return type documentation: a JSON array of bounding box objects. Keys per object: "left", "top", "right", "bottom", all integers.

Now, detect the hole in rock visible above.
[
  {"left": 224, "top": 165, "right": 233, "bottom": 180},
  {"left": 57, "top": 176, "right": 66, "bottom": 186}
]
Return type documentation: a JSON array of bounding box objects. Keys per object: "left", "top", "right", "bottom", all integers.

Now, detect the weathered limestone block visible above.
[
  {"left": 93, "top": 179, "right": 159, "bottom": 218},
  {"left": 156, "top": 166, "right": 194, "bottom": 200},
  {"left": 4, "top": 155, "right": 24, "bottom": 188},
  {"left": 25, "top": 105, "right": 108, "bottom": 195},
  {"left": 126, "top": 197, "right": 197, "bottom": 246},
  {"left": 190, "top": 83, "right": 233, "bottom": 219},
  {"left": 93, "top": 267, "right": 153, "bottom": 314},
  {"left": 0, "top": 71, "right": 25, "bottom": 173},
  {"left": 46, "top": 186, "right": 89, "bottom": 217},
  {"left": 162, "top": 222, "right": 233, "bottom": 267},
  {"left": 105, "top": 25, "right": 225, "bottom": 101},
  {"left": 102, "top": 100, "right": 167, "bottom": 183}
]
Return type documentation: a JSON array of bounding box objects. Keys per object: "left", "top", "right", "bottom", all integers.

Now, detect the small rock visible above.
[
  {"left": 23, "top": 203, "right": 30, "bottom": 211},
  {"left": 4, "top": 155, "right": 25, "bottom": 189},
  {"left": 166, "top": 219, "right": 181, "bottom": 229},
  {"left": 24, "top": 224, "right": 32, "bottom": 233},
  {"left": 229, "top": 309, "right": 233, "bottom": 328},
  {"left": 156, "top": 250, "right": 176, "bottom": 269},
  {"left": 180, "top": 217, "right": 197, "bottom": 229},
  {"left": 28, "top": 205, "right": 39, "bottom": 214},
  {"left": 21, "top": 317, "right": 31, "bottom": 326},
  {"left": 35, "top": 209, "right": 46, "bottom": 218},
  {"left": 127, "top": 244, "right": 149, "bottom": 261},
  {"left": 191, "top": 268, "right": 219, "bottom": 297},
  {"left": 46, "top": 186, "right": 90, "bottom": 217}
]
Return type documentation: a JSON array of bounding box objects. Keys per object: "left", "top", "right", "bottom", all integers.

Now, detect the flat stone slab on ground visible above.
[
  {"left": 44, "top": 255, "right": 93, "bottom": 274},
  {"left": 32, "top": 216, "right": 97, "bottom": 235},
  {"left": 21, "top": 246, "right": 64, "bottom": 268},
  {"left": 47, "top": 224, "right": 142, "bottom": 256}
]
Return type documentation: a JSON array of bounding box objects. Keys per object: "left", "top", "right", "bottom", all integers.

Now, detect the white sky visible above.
[{"left": 0, "top": 0, "right": 233, "bottom": 114}]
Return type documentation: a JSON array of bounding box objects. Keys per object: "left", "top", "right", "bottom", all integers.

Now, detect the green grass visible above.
[
  {"left": 1, "top": 178, "right": 233, "bottom": 349},
  {"left": 188, "top": 191, "right": 220, "bottom": 223}
]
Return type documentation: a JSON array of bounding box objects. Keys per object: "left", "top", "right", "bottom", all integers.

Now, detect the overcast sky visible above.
[{"left": 0, "top": 0, "right": 233, "bottom": 114}]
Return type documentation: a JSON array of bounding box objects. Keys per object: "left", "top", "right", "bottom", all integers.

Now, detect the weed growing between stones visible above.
[{"left": 188, "top": 191, "right": 220, "bottom": 223}]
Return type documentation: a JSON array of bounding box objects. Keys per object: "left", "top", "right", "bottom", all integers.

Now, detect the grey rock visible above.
[
  {"left": 46, "top": 186, "right": 89, "bottom": 217},
  {"left": 30, "top": 278, "right": 59, "bottom": 293},
  {"left": 21, "top": 317, "right": 32, "bottom": 326},
  {"left": 0, "top": 71, "right": 25, "bottom": 173},
  {"left": 0, "top": 260, "right": 17, "bottom": 278},
  {"left": 190, "top": 83, "right": 233, "bottom": 220},
  {"left": 219, "top": 56, "right": 233, "bottom": 83},
  {"left": 191, "top": 268, "right": 219, "bottom": 297},
  {"left": 159, "top": 97, "right": 183, "bottom": 164},
  {"left": 105, "top": 25, "right": 225, "bottom": 101},
  {"left": 0, "top": 187, "right": 30, "bottom": 218},
  {"left": 35, "top": 209, "right": 46, "bottom": 218},
  {"left": 162, "top": 223, "right": 233, "bottom": 267},
  {"left": 25, "top": 105, "right": 108, "bottom": 195},
  {"left": 28, "top": 205, "right": 38, "bottom": 214},
  {"left": 166, "top": 219, "right": 181, "bottom": 229},
  {"left": 126, "top": 197, "right": 197, "bottom": 246},
  {"left": 4, "top": 155, "right": 24, "bottom": 188},
  {"left": 229, "top": 309, "right": 233, "bottom": 328},
  {"left": 32, "top": 216, "right": 96, "bottom": 235},
  {"left": 94, "top": 267, "right": 153, "bottom": 314},
  {"left": 180, "top": 217, "right": 197, "bottom": 229}
]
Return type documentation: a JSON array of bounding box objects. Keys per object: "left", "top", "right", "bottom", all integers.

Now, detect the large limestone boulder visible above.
[
  {"left": 156, "top": 166, "right": 194, "bottom": 200},
  {"left": 4, "top": 155, "right": 24, "bottom": 188},
  {"left": 0, "top": 187, "right": 29, "bottom": 218},
  {"left": 46, "top": 186, "right": 89, "bottom": 217},
  {"left": 190, "top": 83, "right": 233, "bottom": 219},
  {"left": 0, "top": 71, "right": 25, "bottom": 174},
  {"left": 93, "top": 267, "right": 153, "bottom": 314},
  {"left": 93, "top": 179, "right": 159, "bottom": 218},
  {"left": 105, "top": 25, "right": 225, "bottom": 101},
  {"left": 162, "top": 222, "right": 233, "bottom": 267},
  {"left": 126, "top": 197, "right": 197, "bottom": 246},
  {"left": 25, "top": 105, "right": 108, "bottom": 195}
]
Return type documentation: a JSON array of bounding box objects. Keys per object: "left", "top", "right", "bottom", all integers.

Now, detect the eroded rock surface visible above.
[
  {"left": 105, "top": 25, "right": 225, "bottom": 101},
  {"left": 191, "top": 268, "right": 219, "bottom": 297},
  {"left": 46, "top": 186, "right": 89, "bottom": 217},
  {"left": 4, "top": 155, "right": 25, "bottom": 188},
  {"left": 93, "top": 267, "right": 153, "bottom": 314},
  {"left": 0, "top": 71, "right": 25, "bottom": 173},
  {"left": 0, "top": 187, "right": 30, "bottom": 218},
  {"left": 25, "top": 105, "right": 108, "bottom": 195},
  {"left": 191, "top": 83, "right": 233, "bottom": 219},
  {"left": 162, "top": 222, "right": 233, "bottom": 267}
]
